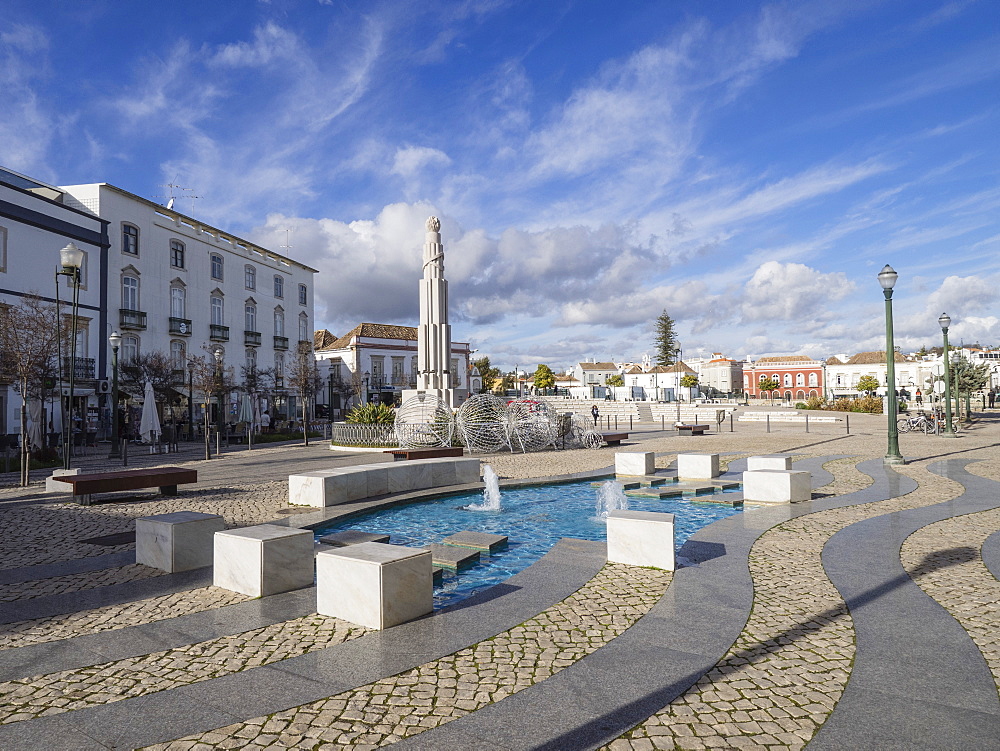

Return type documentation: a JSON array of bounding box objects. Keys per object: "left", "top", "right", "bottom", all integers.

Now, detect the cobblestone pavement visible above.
[
  {"left": 146, "top": 563, "right": 672, "bottom": 750},
  {"left": 900, "top": 506, "right": 1000, "bottom": 697},
  {"left": 0, "top": 586, "right": 248, "bottom": 650},
  {"left": 0, "top": 614, "right": 367, "bottom": 725},
  {"left": 606, "top": 460, "right": 969, "bottom": 751}
]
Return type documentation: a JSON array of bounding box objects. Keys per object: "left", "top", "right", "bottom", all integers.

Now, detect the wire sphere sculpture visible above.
[
  {"left": 395, "top": 393, "right": 454, "bottom": 448},
  {"left": 456, "top": 394, "right": 511, "bottom": 453},
  {"left": 559, "top": 412, "right": 604, "bottom": 449},
  {"left": 505, "top": 398, "right": 559, "bottom": 453}
]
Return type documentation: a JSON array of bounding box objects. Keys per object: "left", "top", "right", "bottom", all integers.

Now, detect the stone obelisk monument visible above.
[{"left": 402, "top": 216, "right": 455, "bottom": 407}]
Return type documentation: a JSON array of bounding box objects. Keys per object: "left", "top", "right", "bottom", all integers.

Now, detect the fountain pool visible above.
[{"left": 312, "top": 478, "right": 742, "bottom": 608}]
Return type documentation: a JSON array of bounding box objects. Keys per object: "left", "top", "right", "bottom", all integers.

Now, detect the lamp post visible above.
[
  {"left": 878, "top": 264, "right": 904, "bottom": 464},
  {"left": 108, "top": 331, "right": 122, "bottom": 459},
  {"left": 187, "top": 359, "right": 195, "bottom": 441},
  {"left": 938, "top": 313, "right": 956, "bottom": 437},
  {"left": 213, "top": 347, "right": 225, "bottom": 446},
  {"left": 55, "top": 243, "right": 84, "bottom": 470}
]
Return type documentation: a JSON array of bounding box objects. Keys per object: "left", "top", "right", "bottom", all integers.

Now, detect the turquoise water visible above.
[{"left": 313, "top": 479, "right": 742, "bottom": 608}]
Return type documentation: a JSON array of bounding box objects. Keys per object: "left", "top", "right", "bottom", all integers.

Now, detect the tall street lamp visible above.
[
  {"left": 938, "top": 313, "right": 956, "bottom": 437},
  {"left": 108, "top": 331, "right": 122, "bottom": 459},
  {"left": 187, "top": 358, "right": 195, "bottom": 441},
  {"left": 55, "top": 243, "right": 84, "bottom": 470},
  {"left": 878, "top": 264, "right": 904, "bottom": 465},
  {"left": 214, "top": 347, "right": 225, "bottom": 445}
]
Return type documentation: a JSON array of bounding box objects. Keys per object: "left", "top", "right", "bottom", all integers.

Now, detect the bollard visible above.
[
  {"left": 730, "top": 413, "right": 734, "bottom": 432},
  {"left": 661, "top": 415, "right": 665, "bottom": 431},
  {"left": 122, "top": 437, "right": 129, "bottom": 467},
  {"left": 846, "top": 414, "right": 850, "bottom": 434},
  {"left": 766, "top": 414, "right": 770, "bottom": 433},
  {"left": 805, "top": 413, "right": 809, "bottom": 433},
  {"left": 630, "top": 415, "right": 633, "bottom": 430},
  {"left": 615, "top": 415, "right": 619, "bottom": 430}
]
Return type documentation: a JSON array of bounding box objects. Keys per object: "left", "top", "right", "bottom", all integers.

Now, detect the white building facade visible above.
[
  {"left": 60, "top": 182, "right": 316, "bottom": 428},
  {"left": 0, "top": 167, "right": 109, "bottom": 441}
]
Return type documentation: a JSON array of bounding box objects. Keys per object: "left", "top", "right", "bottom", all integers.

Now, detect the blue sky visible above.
[{"left": 2, "top": 0, "right": 998, "bottom": 371}]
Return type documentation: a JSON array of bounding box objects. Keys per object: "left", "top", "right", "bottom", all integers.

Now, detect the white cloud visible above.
[
  {"left": 0, "top": 23, "right": 53, "bottom": 173},
  {"left": 741, "top": 261, "right": 854, "bottom": 321},
  {"left": 391, "top": 146, "right": 452, "bottom": 178}
]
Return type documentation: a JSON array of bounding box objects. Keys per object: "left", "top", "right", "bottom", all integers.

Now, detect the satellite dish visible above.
[{"left": 166, "top": 197, "right": 175, "bottom": 209}]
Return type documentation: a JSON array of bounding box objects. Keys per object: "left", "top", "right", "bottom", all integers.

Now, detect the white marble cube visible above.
[
  {"left": 615, "top": 452, "right": 655, "bottom": 476},
  {"left": 747, "top": 454, "right": 793, "bottom": 471},
  {"left": 606, "top": 510, "right": 675, "bottom": 571},
  {"left": 316, "top": 542, "right": 432, "bottom": 629},
  {"left": 136, "top": 511, "right": 225, "bottom": 572},
  {"left": 677, "top": 453, "right": 720, "bottom": 479},
  {"left": 213, "top": 525, "right": 314, "bottom": 597},
  {"left": 742, "top": 469, "right": 812, "bottom": 504},
  {"left": 455, "top": 458, "right": 481, "bottom": 484},
  {"left": 46, "top": 468, "right": 80, "bottom": 493}
]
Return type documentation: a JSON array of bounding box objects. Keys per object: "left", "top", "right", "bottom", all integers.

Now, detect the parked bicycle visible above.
[{"left": 897, "top": 414, "right": 936, "bottom": 434}]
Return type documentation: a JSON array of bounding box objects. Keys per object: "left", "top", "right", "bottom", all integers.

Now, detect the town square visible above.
[{"left": 1, "top": 1, "right": 999, "bottom": 749}]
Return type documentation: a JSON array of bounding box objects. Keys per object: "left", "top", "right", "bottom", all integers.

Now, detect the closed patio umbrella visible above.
[
  {"left": 239, "top": 393, "right": 253, "bottom": 450},
  {"left": 27, "top": 399, "right": 44, "bottom": 451},
  {"left": 139, "top": 381, "right": 161, "bottom": 452}
]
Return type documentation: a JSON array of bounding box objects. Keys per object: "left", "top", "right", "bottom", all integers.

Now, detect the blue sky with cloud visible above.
[{"left": 2, "top": 0, "right": 998, "bottom": 370}]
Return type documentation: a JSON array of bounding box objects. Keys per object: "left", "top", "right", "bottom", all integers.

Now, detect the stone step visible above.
[
  {"left": 441, "top": 531, "right": 508, "bottom": 553},
  {"left": 433, "top": 566, "right": 444, "bottom": 585},
  {"left": 690, "top": 494, "right": 744, "bottom": 507},
  {"left": 625, "top": 487, "right": 685, "bottom": 499},
  {"left": 317, "top": 530, "right": 391, "bottom": 547},
  {"left": 425, "top": 543, "right": 480, "bottom": 571}
]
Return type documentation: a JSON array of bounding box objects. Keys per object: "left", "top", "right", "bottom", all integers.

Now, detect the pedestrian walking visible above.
[
  {"left": 990, "top": 389, "right": 996, "bottom": 409},
  {"left": 591, "top": 404, "right": 599, "bottom": 426}
]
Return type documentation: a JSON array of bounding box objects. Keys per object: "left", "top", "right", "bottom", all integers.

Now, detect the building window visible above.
[
  {"left": 122, "top": 224, "right": 139, "bottom": 255},
  {"left": 245, "top": 265, "right": 256, "bottom": 290},
  {"left": 211, "top": 253, "right": 224, "bottom": 281},
  {"left": 275, "top": 353, "right": 285, "bottom": 376},
  {"left": 809, "top": 373, "right": 818, "bottom": 387},
  {"left": 170, "top": 239, "right": 185, "bottom": 268},
  {"left": 246, "top": 347, "right": 257, "bottom": 369},
  {"left": 170, "top": 285, "right": 186, "bottom": 318},
  {"left": 170, "top": 340, "right": 186, "bottom": 370},
  {"left": 298, "top": 314, "right": 308, "bottom": 342},
  {"left": 245, "top": 303, "right": 257, "bottom": 331},
  {"left": 274, "top": 309, "right": 284, "bottom": 337},
  {"left": 298, "top": 283, "right": 307, "bottom": 305},
  {"left": 759, "top": 374, "right": 766, "bottom": 382},
  {"left": 122, "top": 275, "right": 139, "bottom": 310},
  {"left": 211, "top": 295, "right": 224, "bottom": 325},
  {"left": 783, "top": 374, "right": 792, "bottom": 387},
  {"left": 274, "top": 275, "right": 284, "bottom": 298},
  {"left": 122, "top": 335, "right": 139, "bottom": 364},
  {"left": 796, "top": 373, "right": 804, "bottom": 387},
  {"left": 0, "top": 225, "right": 6, "bottom": 272}
]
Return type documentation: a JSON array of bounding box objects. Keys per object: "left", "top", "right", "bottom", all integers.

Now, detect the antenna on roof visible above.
[
  {"left": 279, "top": 228, "right": 293, "bottom": 252},
  {"left": 154, "top": 177, "right": 201, "bottom": 211}
]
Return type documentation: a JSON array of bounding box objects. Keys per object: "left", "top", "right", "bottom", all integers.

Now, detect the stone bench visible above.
[
  {"left": 606, "top": 510, "right": 675, "bottom": 571},
  {"left": 747, "top": 454, "right": 793, "bottom": 471},
  {"left": 742, "top": 469, "right": 812, "bottom": 504},
  {"left": 677, "top": 453, "right": 720, "bottom": 480},
  {"left": 49, "top": 467, "right": 198, "bottom": 505},
  {"left": 601, "top": 432, "right": 629, "bottom": 446},
  {"left": 676, "top": 424, "right": 709, "bottom": 436},
  {"left": 136, "top": 511, "right": 224, "bottom": 572},
  {"left": 213, "top": 525, "right": 314, "bottom": 597},
  {"left": 317, "top": 542, "right": 433, "bottom": 629},
  {"left": 615, "top": 451, "right": 655, "bottom": 476},
  {"left": 289, "top": 457, "right": 481, "bottom": 508}
]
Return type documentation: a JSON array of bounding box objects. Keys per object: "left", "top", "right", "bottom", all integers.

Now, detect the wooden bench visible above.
[
  {"left": 601, "top": 432, "right": 629, "bottom": 446},
  {"left": 384, "top": 447, "right": 465, "bottom": 461},
  {"left": 677, "top": 424, "right": 709, "bottom": 436},
  {"left": 50, "top": 467, "right": 198, "bottom": 505}
]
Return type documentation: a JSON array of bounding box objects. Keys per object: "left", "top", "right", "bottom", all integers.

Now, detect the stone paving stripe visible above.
[
  {"left": 984, "top": 528, "right": 1000, "bottom": 581},
  {"left": 0, "top": 566, "right": 213, "bottom": 625},
  {"left": 0, "top": 562, "right": 165, "bottom": 603},
  {"left": 810, "top": 459, "right": 1000, "bottom": 750},
  {"left": 0, "top": 538, "right": 606, "bottom": 750},
  {"left": 0, "top": 587, "right": 314, "bottom": 682},
  {"left": 0, "top": 550, "right": 134, "bottom": 586}
]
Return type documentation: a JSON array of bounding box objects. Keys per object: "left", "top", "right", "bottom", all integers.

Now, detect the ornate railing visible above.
[
  {"left": 210, "top": 324, "right": 229, "bottom": 341},
  {"left": 61, "top": 356, "right": 95, "bottom": 380},
  {"left": 330, "top": 422, "right": 398, "bottom": 447},
  {"left": 244, "top": 330, "right": 262, "bottom": 347},
  {"left": 169, "top": 317, "right": 192, "bottom": 336},
  {"left": 273, "top": 335, "right": 289, "bottom": 350},
  {"left": 119, "top": 309, "right": 147, "bottom": 330}
]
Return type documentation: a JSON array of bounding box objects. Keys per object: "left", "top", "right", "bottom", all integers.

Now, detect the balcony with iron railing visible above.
[
  {"left": 273, "top": 335, "right": 289, "bottom": 350},
  {"left": 61, "top": 356, "right": 96, "bottom": 381},
  {"left": 171, "top": 369, "right": 187, "bottom": 386},
  {"left": 119, "top": 309, "right": 147, "bottom": 330},
  {"left": 210, "top": 324, "right": 230, "bottom": 342},
  {"left": 244, "top": 330, "right": 262, "bottom": 347},
  {"left": 169, "top": 317, "right": 192, "bottom": 336}
]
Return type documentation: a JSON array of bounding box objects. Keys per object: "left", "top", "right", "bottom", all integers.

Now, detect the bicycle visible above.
[{"left": 897, "top": 414, "right": 936, "bottom": 434}]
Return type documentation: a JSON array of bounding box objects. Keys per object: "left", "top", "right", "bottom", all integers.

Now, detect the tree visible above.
[
  {"left": 680, "top": 373, "right": 699, "bottom": 389},
  {"left": 472, "top": 356, "right": 501, "bottom": 393},
  {"left": 605, "top": 374, "right": 624, "bottom": 387},
  {"left": 856, "top": 375, "right": 880, "bottom": 396},
  {"left": 187, "top": 353, "right": 236, "bottom": 460},
  {"left": 287, "top": 343, "right": 321, "bottom": 446},
  {"left": 949, "top": 356, "right": 990, "bottom": 421},
  {"left": 758, "top": 377, "right": 779, "bottom": 405},
  {"left": 533, "top": 364, "right": 556, "bottom": 391},
  {"left": 0, "top": 295, "right": 61, "bottom": 485},
  {"left": 653, "top": 310, "right": 680, "bottom": 367}
]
